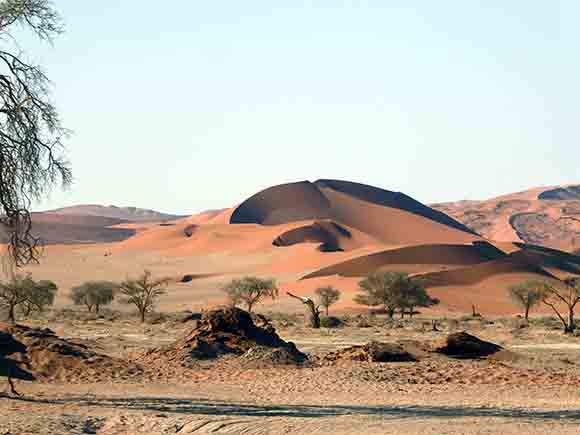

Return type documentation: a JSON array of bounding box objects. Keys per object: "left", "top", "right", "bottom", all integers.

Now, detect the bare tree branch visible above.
[{"left": 0, "top": 1, "right": 70, "bottom": 267}]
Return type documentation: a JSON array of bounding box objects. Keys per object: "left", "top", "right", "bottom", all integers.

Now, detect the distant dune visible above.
[
  {"left": 46, "top": 204, "right": 186, "bottom": 222},
  {"left": 17, "top": 205, "right": 189, "bottom": 245},
  {"left": 431, "top": 184, "right": 580, "bottom": 252}
]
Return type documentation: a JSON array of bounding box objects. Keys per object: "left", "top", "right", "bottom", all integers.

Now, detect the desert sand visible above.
[{"left": 3, "top": 180, "right": 580, "bottom": 435}]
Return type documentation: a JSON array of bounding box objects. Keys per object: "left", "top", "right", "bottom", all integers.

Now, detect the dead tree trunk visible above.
[{"left": 287, "top": 292, "right": 321, "bottom": 328}]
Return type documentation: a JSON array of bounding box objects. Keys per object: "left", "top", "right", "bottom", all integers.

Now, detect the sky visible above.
[{"left": 18, "top": 1, "right": 580, "bottom": 214}]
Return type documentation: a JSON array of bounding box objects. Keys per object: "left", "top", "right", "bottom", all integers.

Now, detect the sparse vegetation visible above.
[
  {"left": 542, "top": 278, "right": 580, "bottom": 334},
  {"left": 70, "top": 281, "right": 117, "bottom": 313},
  {"left": 222, "top": 276, "right": 278, "bottom": 312},
  {"left": 118, "top": 270, "right": 170, "bottom": 322},
  {"left": 20, "top": 279, "right": 57, "bottom": 317},
  {"left": 0, "top": 274, "right": 57, "bottom": 322},
  {"left": 508, "top": 281, "right": 546, "bottom": 320},
  {"left": 354, "top": 272, "right": 438, "bottom": 319},
  {"left": 315, "top": 286, "right": 341, "bottom": 316}
]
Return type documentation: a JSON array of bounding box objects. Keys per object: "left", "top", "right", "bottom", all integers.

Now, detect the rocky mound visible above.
[
  {"left": 0, "top": 323, "right": 142, "bottom": 382},
  {"left": 322, "top": 342, "right": 417, "bottom": 363},
  {"left": 0, "top": 330, "right": 35, "bottom": 383},
  {"left": 141, "top": 307, "right": 307, "bottom": 367},
  {"left": 436, "top": 332, "right": 503, "bottom": 358}
]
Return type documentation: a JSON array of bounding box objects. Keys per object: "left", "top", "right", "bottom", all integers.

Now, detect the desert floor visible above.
[{"left": 2, "top": 313, "right": 580, "bottom": 435}]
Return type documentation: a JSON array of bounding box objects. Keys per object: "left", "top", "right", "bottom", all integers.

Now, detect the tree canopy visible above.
[
  {"left": 315, "top": 286, "right": 341, "bottom": 316},
  {"left": 222, "top": 276, "right": 278, "bottom": 312},
  {"left": 70, "top": 280, "right": 117, "bottom": 314},
  {"left": 354, "top": 271, "right": 437, "bottom": 318},
  {"left": 508, "top": 281, "right": 546, "bottom": 320},
  {"left": 118, "top": 270, "right": 169, "bottom": 322},
  {"left": 0, "top": 0, "right": 70, "bottom": 267}
]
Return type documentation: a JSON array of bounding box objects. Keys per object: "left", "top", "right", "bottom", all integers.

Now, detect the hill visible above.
[
  {"left": 2, "top": 205, "right": 189, "bottom": 245},
  {"left": 431, "top": 184, "right": 580, "bottom": 252},
  {"left": 46, "top": 204, "right": 185, "bottom": 222}
]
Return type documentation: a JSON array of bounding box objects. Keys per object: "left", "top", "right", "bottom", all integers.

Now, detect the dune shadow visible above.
[{"left": 10, "top": 396, "right": 580, "bottom": 421}]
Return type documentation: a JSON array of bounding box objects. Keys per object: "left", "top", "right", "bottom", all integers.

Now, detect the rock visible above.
[
  {"left": 0, "top": 322, "right": 142, "bottom": 382},
  {"left": 142, "top": 307, "right": 307, "bottom": 365},
  {"left": 436, "top": 331, "right": 502, "bottom": 358},
  {"left": 238, "top": 346, "right": 307, "bottom": 367},
  {"left": 323, "top": 341, "right": 417, "bottom": 363},
  {"left": 320, "top": 316, "right": 343, "bottom": 328}
]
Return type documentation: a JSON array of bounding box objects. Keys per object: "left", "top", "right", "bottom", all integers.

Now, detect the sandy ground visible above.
[{"left": 3, "top": 315, "right": 580, "bottom": 434}]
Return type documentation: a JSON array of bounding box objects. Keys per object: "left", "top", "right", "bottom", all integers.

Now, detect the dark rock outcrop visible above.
[
  {"left": 436, "top": 332, "right": 502, "bottom": 358},
  {"left": 142, "top": 307, "right": 307, "bottom": 365}
]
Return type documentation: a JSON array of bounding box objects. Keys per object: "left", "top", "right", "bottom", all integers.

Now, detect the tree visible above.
[
  {"left": 20, "top": 279, "right": 56, "bottom": 316},
  {"left": 118, "top": 270, "right": 169, "bottom": 322},
  {"left": 315, "top": 286, "right": 341, "bottom": 316},
  {"left": 287, "top": 291, "right": 321, "bottom": 328},
  {"left": 354, "top": 272, "right": 437, "bottom": 318},
  {"left": 354, "top": 272, "right": 405, "bottom": 318},
  {"left": 222, "top": 276, "right": 278, "bottom": 312},
  {"left": 0, "top": 274, "right": 34, "bottom": 322},
  {"left": 542, "top": 278, "right": 580, "bottom": 334},
  {"left": 0, "top": 1, "right": 71, "bottom": 267},
  {"left": 70, "top": 281, "right": 117, "bottom": 314},
  {"left": 508, "top": 281, "right": 545, "bottom": 321},
  {"left": 398, "top": 279, "right": 439, "bottom": 318}
]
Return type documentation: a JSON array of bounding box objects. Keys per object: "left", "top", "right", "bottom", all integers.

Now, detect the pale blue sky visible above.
[{"left": 23, "top": 1, "right": 580, "bottom": 214}]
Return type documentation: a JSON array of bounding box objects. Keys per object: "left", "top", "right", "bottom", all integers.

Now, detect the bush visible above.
[
  {"left": 320, "top": 316, "right": 343, "bottom": 328},
  {"left": 70, "top": 281, "right": 117, "bottom": 313},
  {"left": 530, "top": 316, "right": 563, "bottom": 330}
]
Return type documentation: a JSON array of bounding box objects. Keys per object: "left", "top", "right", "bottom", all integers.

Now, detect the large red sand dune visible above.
[{"left": 22, "top": 180, "right": 580, "bottom": 315}]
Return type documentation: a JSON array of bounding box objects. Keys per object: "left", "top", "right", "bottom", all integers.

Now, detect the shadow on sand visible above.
[{"left": 6, "top": 395, "right": 580, "bottom": 421}]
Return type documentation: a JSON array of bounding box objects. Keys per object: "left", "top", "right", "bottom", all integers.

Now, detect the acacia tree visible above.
[
  {"left": 398, "top": 279, "right": 438, "bottom": 318},
  {"left": 0, "top": 274, "right": 32, "bottom": 322},
  {"left": 354, "top": 272, "right": 405, "bottom": 318},
  {"left": 315, "top": 286, "right": 340, "bottom": 316},
  {"left": 508, "top": 281, "right": 545, "bottom": 321},
  {"left": 0, "top": 1, "right": 71, "bottom": 267},
  {"left": 354, "top": 272, "right": 437, "bottom": 318},
  {"left": 20, "top": 279, "right": 56, "bottom": 316},
  {"left": 542, "top": 278, "right": 580, "bottom": 334},
  {"left": 118, "top": 270, "right": 169, "bottom": 322},
  {"left": 70, "top": 281, "right": 117, "bottom": 314},
  {"left": 222, "top": 276, "right": 278, "bottom": 312}
]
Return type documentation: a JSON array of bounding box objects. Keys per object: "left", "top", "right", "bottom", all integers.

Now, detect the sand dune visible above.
[
  {"left": 302, "top": 243, "right": 504, "bottom": 279},
  {"left": 273, "top": 220, "right": 373, "bottom": 252},
  {"left": 47, "top": 204, "right": 185, "bottom": 222},
  {"left": 415, "top": 253, "right": 555, "bottom": 287},
  {"left": 230, "top": 181, "right": 332, "bottom": 225},
  {"left": 17, "top": 179, "right": 580, "bottom": 316},
  {"left": 432, "top": 184, "right": 580, "bottom": 251},
  {"left": 316, "top": 179, "right": 477, "bottom": 235}
]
